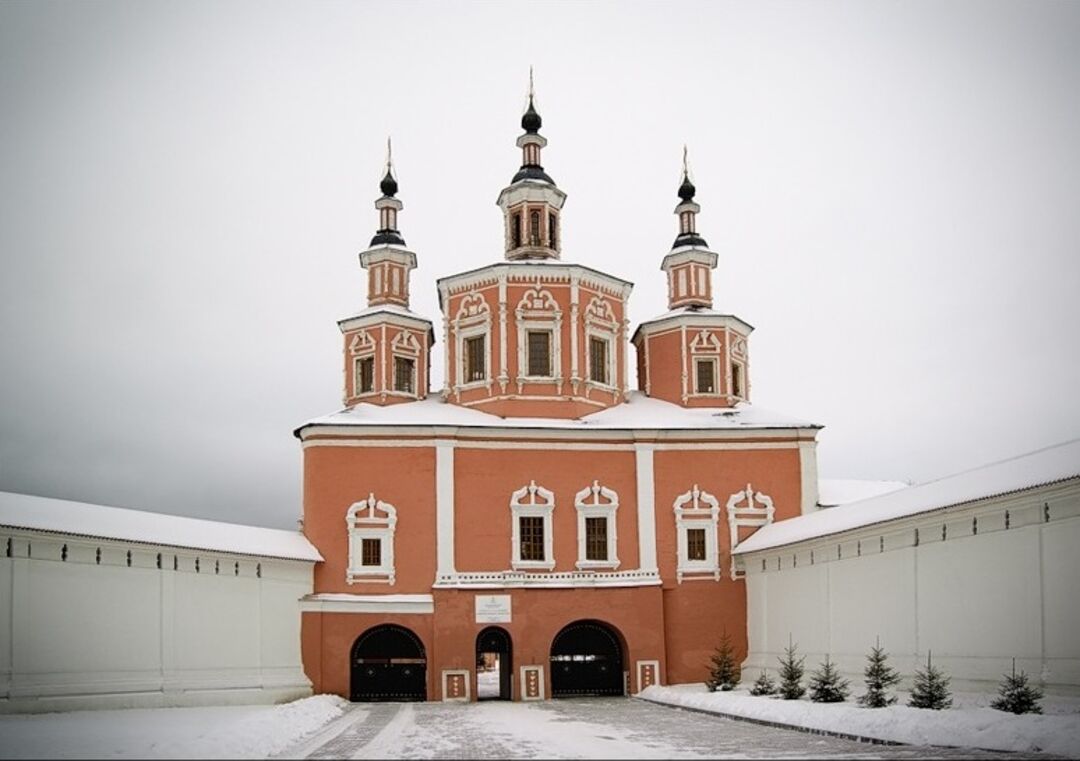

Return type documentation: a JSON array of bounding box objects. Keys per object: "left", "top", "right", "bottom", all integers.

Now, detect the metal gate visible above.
[
  {"left": 350, "top": 624, "right": 427, "bottom": 702},
  {"left": 476, "top": 626, "right": 513, "bottom": 700},
  {"left": 549, "top": 620, "right": 625, "bottom": 697}
]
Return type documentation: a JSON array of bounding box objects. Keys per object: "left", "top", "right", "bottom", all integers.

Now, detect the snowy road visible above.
[{"left": 277, "top": 698, "right": 1039, "bottom": 759}]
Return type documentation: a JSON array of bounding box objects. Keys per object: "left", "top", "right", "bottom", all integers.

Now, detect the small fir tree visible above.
[
  {"left": 808, "top": 655, "right": 851, "bottom": 703},
  {"left": 705, "top": 630, "right": 740, "bottom": 692},
  {"left": 749, "top": 668, "right": 778, "bottom": 696},
  {"left": 907, "top": 651, "right": 953, "bottom": 710},
  {"left": 858, "top": 638, "right": 901, "bottom": 708},
  {"left": 777, "top": 637, "right": 806, "bottom": 700},
  {"left": 990, "top": 659, "right": 1043, "bottom": 715}
]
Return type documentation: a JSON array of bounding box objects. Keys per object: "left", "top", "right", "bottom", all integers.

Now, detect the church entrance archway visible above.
[
  {"left": 475, "top": 626, "right": 513, "bottom": 700},
  {"left": 549, "top": 620, "right": 625, "bottom": 698},
  {"left": 350, "top": 624, "right": 427, "bottom": 702}
]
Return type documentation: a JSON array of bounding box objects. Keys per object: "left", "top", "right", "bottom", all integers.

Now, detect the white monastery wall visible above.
[
  {"left": 0, "top": 528, "right": 314, "bottom": 713},
  {"left": 741, "top": 480, "right": 1080, "bottom": 695}
]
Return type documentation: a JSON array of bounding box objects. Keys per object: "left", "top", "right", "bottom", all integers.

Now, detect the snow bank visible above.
[
  {"left": 638, "top": 683, "right": 1080, "bottom": 757},
  {"left": 0, "top": 694, "right": 350, "bottom": 759}
]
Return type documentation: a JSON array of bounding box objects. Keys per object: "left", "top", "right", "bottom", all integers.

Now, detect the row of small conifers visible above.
[{"left": 705, "top": 633, "right": 1044, "bottom": 714}]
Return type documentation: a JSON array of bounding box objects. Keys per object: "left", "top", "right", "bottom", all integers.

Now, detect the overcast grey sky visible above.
[{"left": 2, "top": 0, "right": 1078, "bottom": 530}]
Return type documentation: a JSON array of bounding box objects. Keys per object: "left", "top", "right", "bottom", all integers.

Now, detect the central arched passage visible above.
[
  {"left": 475, "top": 626, "right": 513, "bottom": 700},
  {"left": 350, "top": 624, "right": 427, "bottom": 702},
  {"left": 549, "top": 619, "right": 625, "bottom": 698}
]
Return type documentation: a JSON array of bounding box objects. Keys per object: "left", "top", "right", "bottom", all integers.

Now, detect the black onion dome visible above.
[
  {"left": 678, "top": 173, "right": 696, "bottom": 202},
  {"left": 380, "top": 169, "right": 398, "bottom": 197},
  {"left": 511, "top": 165, "right": 554, "bottom": 184},
  {"left": 673, "top": 231, "right": 708, "bottom": 249},
  {"left": 521, "top": 97, "right": 542, "bottom": 134},
  {"left": 370, "top": 229, "right": 405, "bottom": 246}
]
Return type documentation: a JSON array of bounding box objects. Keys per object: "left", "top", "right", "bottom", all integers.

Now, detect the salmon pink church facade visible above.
[{"left": 295, "top": 91, "right": 821, "bottom": 702}]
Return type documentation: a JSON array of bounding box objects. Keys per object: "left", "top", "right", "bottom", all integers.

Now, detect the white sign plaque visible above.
[{"left": 474, "top": 594, "right": 512, "bottom": 623}]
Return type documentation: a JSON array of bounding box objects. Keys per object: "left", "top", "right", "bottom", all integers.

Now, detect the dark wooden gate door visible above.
[
  {"left": 550, "top": 620, "right": 624, "bottom": 697},
  {"left": 351, "top": 624, "right": 427, "bottom": 702},
  {"left": 476, "top": 626, "right": 512, "bottom": 700}
]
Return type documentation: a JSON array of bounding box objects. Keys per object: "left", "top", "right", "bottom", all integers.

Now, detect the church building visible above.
[{"left": 294, "top": 86, "right": 822, "bottom": 702}]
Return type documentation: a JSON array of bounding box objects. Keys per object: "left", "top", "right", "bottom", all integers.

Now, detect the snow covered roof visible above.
[
  {"left": 337, "top": 303, "right": 433, "bottom": 325},
  {"left": 0, "top": 491, "right": 323, "bottom": 562},
  {"left": 296, "top": 390, "right": 821, "bottom": 437},
  {"left": 817, "top": 478, "right": 909, "bottom": 507},
  {"left": 734, "top": 438, "right": 1080, "bottom": 555}
]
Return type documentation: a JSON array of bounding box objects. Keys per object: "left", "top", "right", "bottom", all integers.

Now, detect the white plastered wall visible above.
[
  {"left": 741, "top": 480, "right": 1080, "bottom": 695},
  {"left": 0, "top": 530, "right": 313, "bottom": 713}
]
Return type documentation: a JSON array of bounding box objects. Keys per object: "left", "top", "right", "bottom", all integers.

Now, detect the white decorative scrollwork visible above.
[
  {"left": 673, "top": 484, "right": 721, "bottom": 582},
  {"left": 346, "top": 493, "right": 398, "bottom": 585},
  {"left": 726, "top": 483, "right": 774, "bottom": 578}
]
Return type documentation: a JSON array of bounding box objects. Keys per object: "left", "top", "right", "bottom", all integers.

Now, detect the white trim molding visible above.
[
  {"left": 515, "top": 285, "right": 563, "bottom": 392},
  {"left": 346, "top": 494, "right": 397, "bottom": 585},
  {"left": 299, "top": 594, "right": 434, "bottom": 614},
  {"left": 674, "top": 484, "right": 721, "bottom": 583},
  {"left": 433, "top": 569, "right": 661, "bottom": 589},
  {"left": 452, "top": 291, "right": 493, "bottom": 398},
  {"left": 574, "top": 480, "right": 620, "bottom": 570},
  {"left": 725, "top": 483, "right": 775, "bottom": 578},
  {"left": 509, "top": 480, "right": 556, "bottom": 571}
]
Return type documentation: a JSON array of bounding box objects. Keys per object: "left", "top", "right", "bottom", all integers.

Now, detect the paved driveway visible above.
[{"left": 276, "top": 697, "right": 1039, "bottom": 759}]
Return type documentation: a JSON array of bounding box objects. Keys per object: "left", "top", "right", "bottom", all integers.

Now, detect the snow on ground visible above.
[
  {"left": 639, "top": 683, "right": 1080, "bottom": 758},
  {"left": 0, "top": 694, "right": 350, "bottom": 759}
]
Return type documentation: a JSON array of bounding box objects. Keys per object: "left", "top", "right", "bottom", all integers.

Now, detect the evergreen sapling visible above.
[
  {"left": 990, "top": 659, "right": 1043, "bottom": 715},
  {"left": 777, "top": 637, "right": 806, "bottom": 700},
  {"left": 750, "top": 669, "right": 777, "bottom": 696},
  {"left": 858, "top": 638, "right": 901, "bottom": 708},
  {"left": 808, "top": 655, "right": 850, "bottom": 703},
  {"left": 706, "top": 630, "right": 740, "bottom": 692},
  {"left": 907, "top": 651, "right": 953, "bottom": 710}
]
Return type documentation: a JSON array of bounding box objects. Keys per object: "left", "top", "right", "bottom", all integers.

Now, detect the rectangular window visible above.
[
  {"left": 732, "top": 363, "right": 743, "bottom": 397},
  {"left": 589, "top": 337, "right": 608, "bottom": 384},
  {"left": 519, "top": 516, "right": 545, "bottom": 561},
  {"left": 465, "top": 335, "right": 486, "bottom": 382},
  {"left": 687, "top": 528, "right": 707, "bottom": 561},
  {"left": 527, "top": 331, "right": 551, "bottom": 376},
  {"left": 696, "top": 359, "right": 715, "bottom": 394},
  {"left": 357, "top": 356, "right": 374, "bottom": 394},
  {"left": 512, "top": 213, "right": 522, "bottom": 249},
  {"left": 394, "top": 356, "right": 414, "bottom": 393},
  {"left": 585, "top": 516, "right": 608, "bottom": 561},
  {"left": 361, "top": 538, "right": 381, "bottom": 567},
  {"left": 548, "top": 213, "right": 557, "bottom": 248}
]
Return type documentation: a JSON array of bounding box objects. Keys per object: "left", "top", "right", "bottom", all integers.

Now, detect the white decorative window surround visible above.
[
  {"left": 574, "top": 480, "right": 619, "bottom": 570},
  {"left": 726, "top": 483, "right": 774, "bottom": 578},
  {"left": 510, "top": 480, "right": 555, "bottom": 571},
  {"left": 584, "top": 296, "right": 617, "bottom": 391},
  {"left": 515, "top": 286, "right": 562, "bottom": 392},
  {"left": 346, "top": 494, "right": 397, "bottom": 585},
  {"left": 689, "top": 330, "right": 722, "bottom": 397},
  {"left": 674, "top": 485, "right": 721, "bottom": 582},
  {"left": 453, "top": 292, "right": 492, "bottom": 396},
  {"left": 390, "top": 330, "right": 422, "bottom": 398},
  {"left": 349, "top": 330, "right": 376, "bottom": 398}
]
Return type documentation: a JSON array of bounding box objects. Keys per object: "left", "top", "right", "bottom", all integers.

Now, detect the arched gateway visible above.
[
  {"left": 475, "top": 626, "right": 513, "bottom": 700},
  {"left": 549, "top": 620, "right": 625, "bottom": 697},
  {"left": 350, "top": 624, "right": 427, "bottom": 702}
]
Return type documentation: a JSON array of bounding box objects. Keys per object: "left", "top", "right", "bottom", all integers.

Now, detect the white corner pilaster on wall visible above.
[
  {"left": 635, "top": 443, "right": 658, "bottom": 572},
  {"left": 435, "top": 440, "right": 456, "bottom": 576},
  {"left": 798, "top": 440, "right": 819, "bottom": 515}
]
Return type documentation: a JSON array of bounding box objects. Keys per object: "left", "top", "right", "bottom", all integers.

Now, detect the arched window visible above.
[
  {"left": 548, "top": 213, "right": 557, "bottom": 249},
  {"left": 511, "top": 213, "right": 522, "bottom": 249},
  {"left": 529, "top": 210, "right": 541, "bottom": 246}
]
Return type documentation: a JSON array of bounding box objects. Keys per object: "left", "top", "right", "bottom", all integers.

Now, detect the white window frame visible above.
[
  {"left": 453, "top": 292, "right": 492, "bottom": 392},
  {"left": 673, "top": 484, "right": 720, "bottom": 583},
  {"left": 688, "top": 330, "right": 723, "bottom": 398},
  {"left": 516, "top": 286, "right": 562, "bottom": 389},
  {"left": 729, "top": 360, "right": 745, "bottom": 399},
  {"left": 346, "top": 493, "right": 397, "bottom": 585},
  {"left": 390, "top": 330, "right": 422, "bottom": 398},
  {"left": 584, "top": 296, "right": 618, "bottom": 391},
  {"left": 510, "top": 480, "right": 555, "bottom": 571},
  {"left": 726, "top": 483, "right": 774, "bottom": 578},
  {"left": 574, "top": 480, "right": 619, "bottom": 570},
  {"left": 349, "top": 330, "right": 376, "bottom": 399}
]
